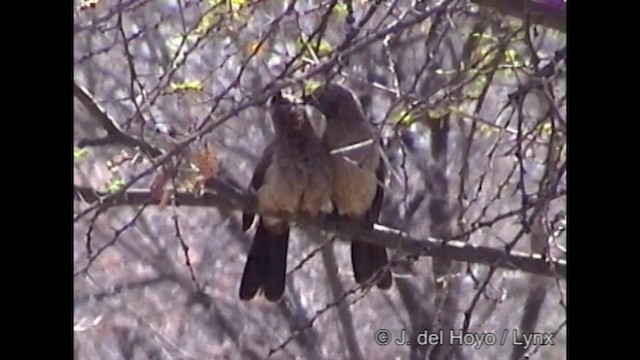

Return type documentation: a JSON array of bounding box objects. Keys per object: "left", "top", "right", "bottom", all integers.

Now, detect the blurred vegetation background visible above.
[{"left": 73, "top": 0, "right": 566, "bottom": 359}]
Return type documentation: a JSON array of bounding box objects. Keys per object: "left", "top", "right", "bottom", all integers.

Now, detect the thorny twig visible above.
[
  {"left": 75, "top": 205, "right": 149, "bottom": 277},
  {"left": 172, "top": 211, "right": 200, "bottom": 289}
]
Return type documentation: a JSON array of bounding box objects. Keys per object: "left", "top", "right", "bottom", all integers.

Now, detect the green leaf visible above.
[
  {"left": 304, "top": 80, "right": 322, "bottom": 94},
  {"left": 478, "top": 123, "right": 496, "bottom": 136},
  {"left": 296, "top": 36, "right": 333, "bottom": 60},
  {"left": 228, "top": 0, "right": 248, "bottom": 10},
  {"left": 207, "top": 0, "right": 247, "bottom": 13},
  {"left": 540, "top": 121, "right": 553, "bottom": 136},
  {"left": 317, "top": 40, "right": 332, "bottom": 56},
  {"left": 471, "top": 32, "right": 495, "bottom": 41},
  {"left": 169, "top": 80, "right": 204, "bottom": 93},
  {"left": 333, "top": 3, "right": 349, "bottom": 19},
  {"left": 396, "top": 109, "right": 415, "bottom": 125},
  {"left": 195, "top": 13, "right": 216, "bottom": 35},
  {"left": 74, "top": 147, "right": 89, "bottom": 161},
  {"left": 504, "top": 49, "right": 518, "bottom": 64},
  {"left": 106, "top": 178, "right": 126, "bottom": 193},
  {"left": 167, "top": 35, "right": 186, "bottom": 53}
]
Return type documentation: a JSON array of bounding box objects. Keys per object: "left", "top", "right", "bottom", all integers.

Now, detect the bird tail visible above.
[
  {"left": 351, "top": 240, "right": 392, "bottom": 289},
  {"left": 239, "top": 219, "right": 289, "bottom": 301}
]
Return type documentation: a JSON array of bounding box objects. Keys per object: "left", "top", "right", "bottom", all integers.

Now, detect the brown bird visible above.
[
  {"left": 239, "top": 91, "right": 334, "bottom": 302},
  {"left": 304, "top": 83, "right": 393, "bottom": 289}
]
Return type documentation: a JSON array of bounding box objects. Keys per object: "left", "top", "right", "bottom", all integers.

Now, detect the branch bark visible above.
[{"left": 73, "top": 183, "right": 566, "bottom": 279}]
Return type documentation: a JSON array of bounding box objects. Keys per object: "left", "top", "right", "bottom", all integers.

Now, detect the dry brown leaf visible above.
[
  {"left": 195, "top": 142, "right": 219, "bottom": 181},
  {"left": 150, "top": 170, "right": 171, "bottom": 201}
]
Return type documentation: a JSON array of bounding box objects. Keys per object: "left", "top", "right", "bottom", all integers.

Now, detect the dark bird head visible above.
[
  {"left": 268, "top": 90, "right": 311, "bottom": 135},
  {"left": 302, "top": 83, "right": 362, "bottom": 119}
]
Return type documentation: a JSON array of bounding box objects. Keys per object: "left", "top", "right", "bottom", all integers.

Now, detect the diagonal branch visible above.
[{"left": 74, "top": 82, "right": 162, "bottom": 157}]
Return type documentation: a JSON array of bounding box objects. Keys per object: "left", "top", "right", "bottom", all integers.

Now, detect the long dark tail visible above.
[
  {"left": 351, "top": 241, "right": 392, "bottom": 289},
  {"left": 239, "top": 220, "right": 289, "bottom": 301},
  {"left": 350, "top": 160, "right": 392, "bottom": 289}
]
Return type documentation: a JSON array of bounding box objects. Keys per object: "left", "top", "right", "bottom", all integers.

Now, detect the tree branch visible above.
[
  {"left": 74, "top": 182, "right": 566, "bottom": 279},
  {"left": 73, "top": 4, "right": 452, "bottom": 221},
  {"left": 74, "top": 82, "right": 162, "bottom": 157},
  {"left": 471, "top": 0, "right": 566, "bottom": 33}
]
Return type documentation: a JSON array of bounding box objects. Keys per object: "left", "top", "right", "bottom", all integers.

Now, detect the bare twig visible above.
[
  {"left": 172, "top": 212, "right": 200, "bottom": 289},
  {"left": 75, "top": 205, "right": 149, "bottom": 277}
]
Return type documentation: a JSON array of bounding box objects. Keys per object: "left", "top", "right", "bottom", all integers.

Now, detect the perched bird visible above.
[
  {"left": 304, "top": 83, "right": 393, "bottom": 289},
  {"left": 239, "top": 91, "right": 334, "bottom": 302}
]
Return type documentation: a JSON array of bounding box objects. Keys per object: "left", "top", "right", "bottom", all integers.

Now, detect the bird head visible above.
[
  {"left": 302, "top": 83, "right": 359, "bottom": 119},
  {"left": 268, "top": 90, "right": 309, "bottom": 133}
]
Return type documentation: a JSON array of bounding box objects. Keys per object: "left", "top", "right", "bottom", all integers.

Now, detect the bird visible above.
[
  {"left": 239, "top": 90, "right": 335, "bottom": 302},
  {"left": 303, "top": 82, "right": 393, "bottom": 290}
]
